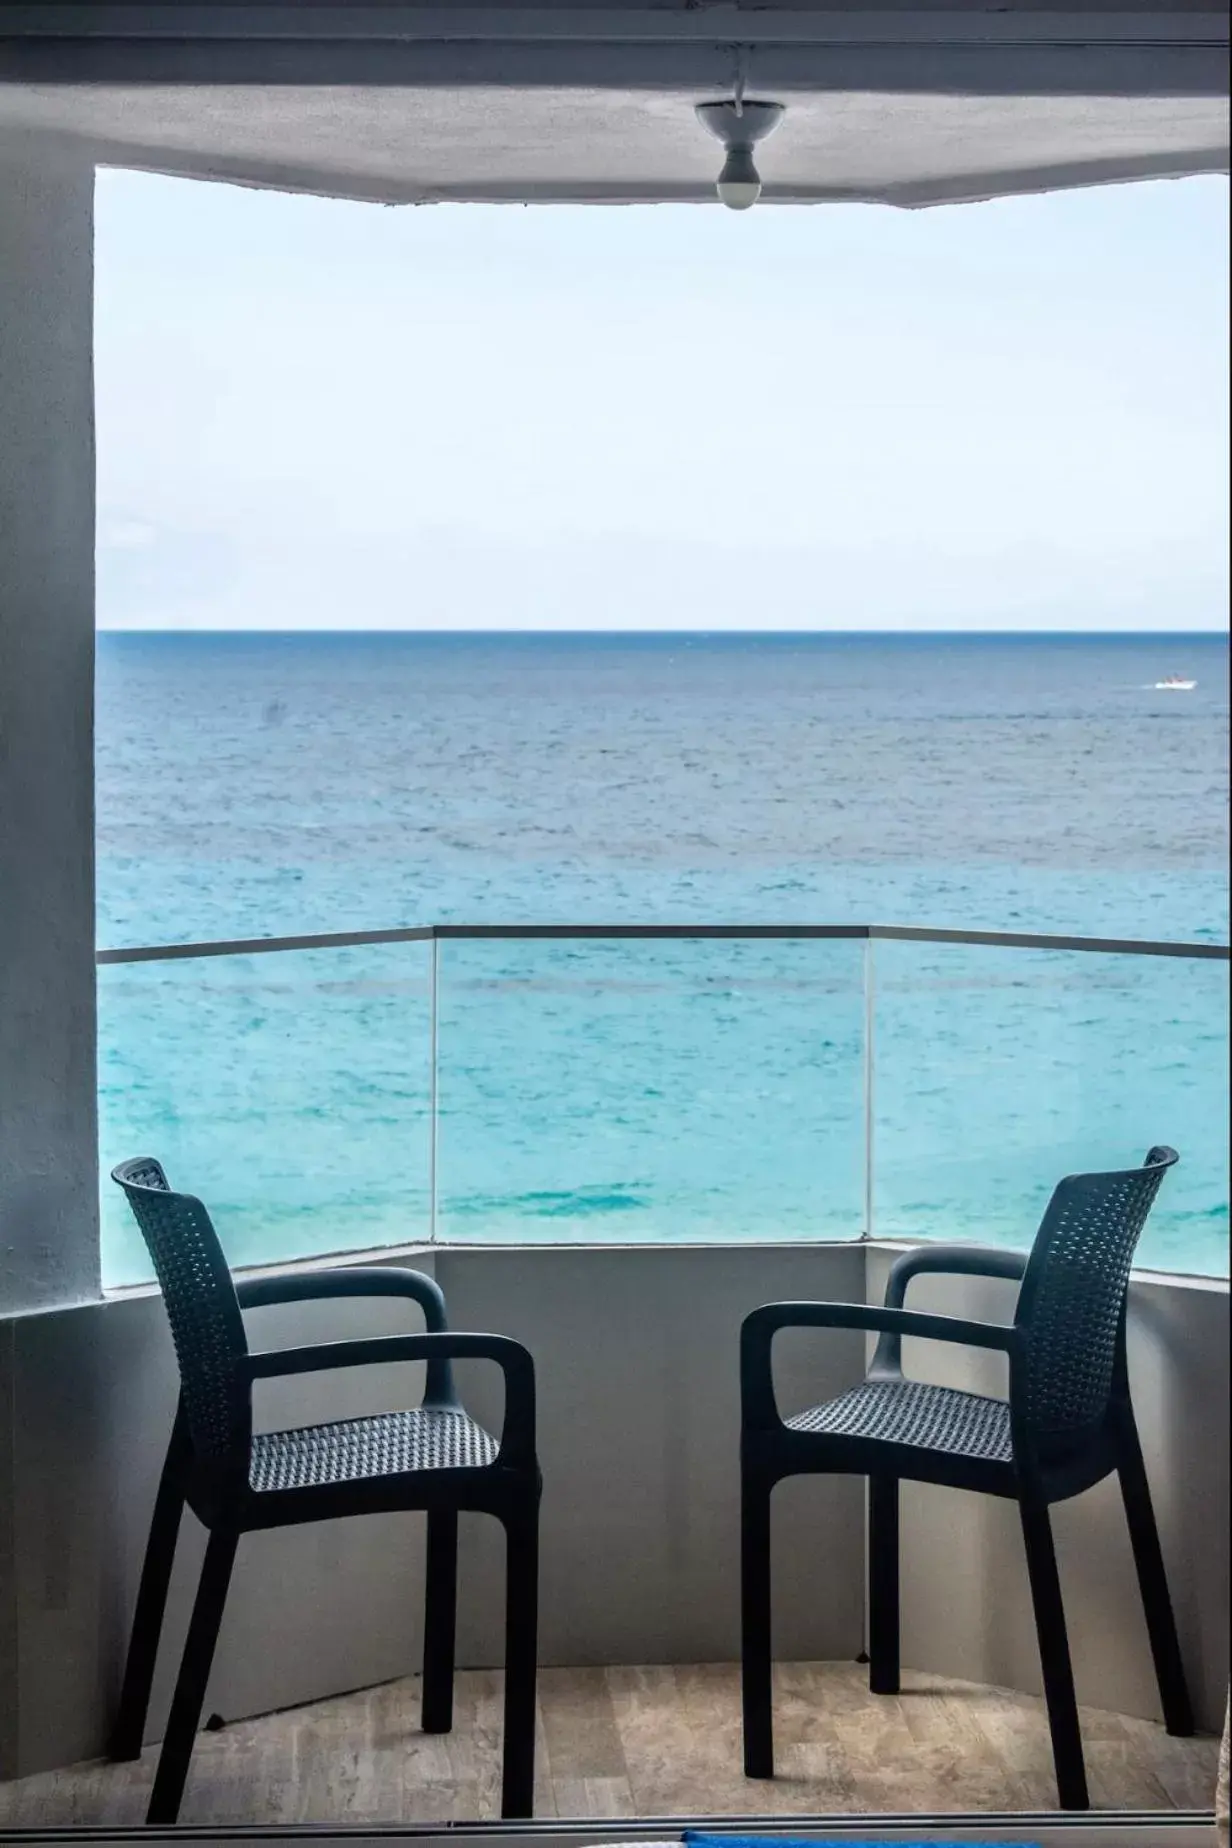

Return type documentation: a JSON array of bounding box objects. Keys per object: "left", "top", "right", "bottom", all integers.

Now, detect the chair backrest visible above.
[
  {"left": 112, "top": 1158, "right": 251, "bottom": 1466},
  {"left": 1014, "top": 1145, "right": 1177, "bottom": 1442}
]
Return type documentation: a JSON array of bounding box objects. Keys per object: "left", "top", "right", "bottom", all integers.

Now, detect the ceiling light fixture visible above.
[{"left": 696, "top": 53, "right": 784, "bottom": 211}]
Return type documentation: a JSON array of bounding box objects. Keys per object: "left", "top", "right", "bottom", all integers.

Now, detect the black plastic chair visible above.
[
  {"left": 740, "top": 1145, "right": 1194, "bottom": 1811},
  {"left": 110, "top": 1157, "right": 541, "bottom": 1825}
]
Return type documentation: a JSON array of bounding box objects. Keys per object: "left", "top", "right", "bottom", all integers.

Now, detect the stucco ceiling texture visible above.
[{"left": 0, "top": 82, "right": 1227, "bottom": 205}]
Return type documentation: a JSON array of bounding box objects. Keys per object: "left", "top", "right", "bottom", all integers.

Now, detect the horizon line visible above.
[{"left": 95, "top": 626, "right": 1231, "bottom": 638}]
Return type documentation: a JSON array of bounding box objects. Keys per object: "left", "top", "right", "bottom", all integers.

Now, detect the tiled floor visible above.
[{"left": 0, "top": 1661, "right": 1219, "bottom": 1827}]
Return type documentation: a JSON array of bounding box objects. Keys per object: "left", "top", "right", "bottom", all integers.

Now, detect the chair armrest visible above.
[
  {"left": 740, "top": 1300, "right": 1020, "bottom": 1430},
  {"left": 236, "top": 1265, "right": 447, "bottom": 1327},
  {"left": 870, "top": 1244, "right": 1026, "bottom": 1379},
  {"left": 235, "top": 1265, "right": 453, "bottom": 1402},
  {"left": 881, "top": 1245, "right": 1028, "bottom": 1307},
  {"left": 242, "top": 1332, "right": 536, "bottom": 1470}
]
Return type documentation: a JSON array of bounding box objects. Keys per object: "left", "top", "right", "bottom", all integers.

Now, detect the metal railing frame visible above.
[{"left": 98, "top": 922, "right": 1230, "bottom": 964}]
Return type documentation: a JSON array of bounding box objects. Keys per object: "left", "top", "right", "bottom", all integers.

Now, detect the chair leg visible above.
[
  {"left": 741, "top": 1461, "right": 775, "bottom": 1779},
  {"left": 1118, "top": 1424, "right": 1195, "bottom": 1736},
  {"left": 1019, "top": 1495, "right": 1089, "bottom": 1811},
  {"left": 147, "top": 1528, "right": 238, "bottom": 1826},
  {"left": 110, "top": 1455, "right": 185, "bottom": 1760},
  {"left": 500, "top": 1499, "right": 539, "bottom": 1820},
  {"left": 868, "top": 1475, "right": 900, "bottom": 1697},
  {"left": 422, "top": 1508, "right": 458, "bottom": 1734}
]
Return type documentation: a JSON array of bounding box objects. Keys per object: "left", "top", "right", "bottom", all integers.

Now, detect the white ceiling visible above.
[{"left": 0, "top": 82, "right": 1226, "bottom": 206}]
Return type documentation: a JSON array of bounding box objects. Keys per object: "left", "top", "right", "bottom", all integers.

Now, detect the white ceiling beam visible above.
[
  {"left": 2, "top": 6, "right": 1228, "bottom": 43},
  {"left": 0, "top": 45, "right": 1226, "bottom": 100}
]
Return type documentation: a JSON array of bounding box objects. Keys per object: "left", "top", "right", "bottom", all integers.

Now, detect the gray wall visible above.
[
  {"left": 1, "top": 1275, "right": 438, "bottom": 1778},
  {"left": 0, "top": 1242, "right": 1225, "bottom": 1785},
  {"left": 0, "top": 139, "right": 99, "bottom": 1782},
  {"left": 0, "top": 135, "right": 100, "bottom": 1317},
  {"left": 435, "top": 1245, "right": 866, "bottom": 1674},
  {"left": 866, "top": 1249, "right": 1230, "bottom": 1735},
  {"left": 0, "top": 1244, "right": 865, "bottom": 1780}
]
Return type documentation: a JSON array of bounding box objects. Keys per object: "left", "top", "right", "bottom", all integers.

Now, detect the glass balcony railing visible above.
[
  {"left": 98, "top": 933, "right": 434, "bottom": 1286},
  {"left": 434, "top": 933, "right": 866, "bottom": 1245},
  {"left": 869, "top": 930, "right": 1230, "bottom": 1274},
  {"left": 97, "top": 924, "right": 1229, "bottom": 1287}
]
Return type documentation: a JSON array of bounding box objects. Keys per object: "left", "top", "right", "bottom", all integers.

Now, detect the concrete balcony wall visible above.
[
  {"left": 0, "top": 1242, "right": 1226, "bottom": 1787},
  {"left": 866, "top": 1250, "right": 1231, "bottom": 1740},
  {"left": 0, "top": 134, "right": 100, "bottom": 1319},
  {"left": 433, "top": 1245, "right": 867, "bottom": 1675},
  {"left": 0, "top": 1276, "right": 437, "bottom": 1779},
  {"left": 0, "top": 1244, "right": 866, "bottom": 1781}
]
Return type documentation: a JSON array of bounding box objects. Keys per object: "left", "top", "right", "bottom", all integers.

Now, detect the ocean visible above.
[{"left": 96, "top": 631, "right": 1230, "bottom": 1285}]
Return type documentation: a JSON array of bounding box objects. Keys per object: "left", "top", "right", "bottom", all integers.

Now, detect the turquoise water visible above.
[{"left": 96, "top": 632, "right": 1230, "bottom": 1284}]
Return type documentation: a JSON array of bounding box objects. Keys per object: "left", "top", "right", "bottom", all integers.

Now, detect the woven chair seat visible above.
[
  {"left": 786, "top": 1377, "right": 1013, "bottom": 1464},
  {"left": 250, "top": 1406, "right": 498, "bottom": 1493}
]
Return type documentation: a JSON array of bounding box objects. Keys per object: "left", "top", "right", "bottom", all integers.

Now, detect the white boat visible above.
[{"left": 1154, "top": 675, "right": 1197, "bottom": 690}]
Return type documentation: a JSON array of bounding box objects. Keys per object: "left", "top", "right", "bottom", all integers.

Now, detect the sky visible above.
[{"left": 94, "top": 168, "right": 1230, "bottom": 632}]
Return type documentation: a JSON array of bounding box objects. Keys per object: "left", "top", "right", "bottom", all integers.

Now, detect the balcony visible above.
[
  {"left": 2, "top": 14, "right": 1229, "bottom": 1838},
  {"left": 0, "top": 921, "right": 1224, "bottom": 1836}
]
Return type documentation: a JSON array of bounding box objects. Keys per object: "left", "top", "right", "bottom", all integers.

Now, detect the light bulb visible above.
[
  {"left": 716, "top": 146, "right": 761, "bottom": 211},
  {"left": 695, "top": 100, "right": 783, "bottom": 213}
]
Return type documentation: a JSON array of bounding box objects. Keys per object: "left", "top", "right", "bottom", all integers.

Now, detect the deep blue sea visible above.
[{"left": 96, "top": 632, "right": 1230, "bottom": 1284}]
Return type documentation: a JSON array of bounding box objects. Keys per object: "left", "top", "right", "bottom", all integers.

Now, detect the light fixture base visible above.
[{"left": 695, "top": 100, "right": 785, "bottom": 149}]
